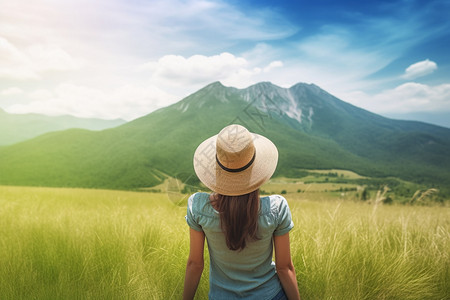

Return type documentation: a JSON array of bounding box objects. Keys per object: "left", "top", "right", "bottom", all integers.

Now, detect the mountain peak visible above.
[
  {"left": 174, "top": 81, "right": 233, "bottom": 112},
  {"left": 246, "top": 81, "right": 283, "bottom": 92},
  {"left": 176, "top": 81, "right": 318, "bottom": 124},
  {"left": 204, "top": 81, "right": 225, "bottom": 89},
  {"left": 252, "top": 81, "right": 278, "bottom": 88},
  {"left": 289, "top": 82, "right": 324, "bottom": 95}
]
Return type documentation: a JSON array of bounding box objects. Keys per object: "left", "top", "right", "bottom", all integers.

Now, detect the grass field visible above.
[{"left": 0, "top": 186, "right": 449, "bottom": 299}]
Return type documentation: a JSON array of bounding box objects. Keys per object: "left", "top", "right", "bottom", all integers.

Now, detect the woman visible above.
[{"left": 183, "top": 124, "right": 300, "bottom": 300}]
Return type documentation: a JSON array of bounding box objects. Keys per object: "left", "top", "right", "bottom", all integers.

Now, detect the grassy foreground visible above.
[{"left": 0, "top": 186, "right": 448, "bottom": 299}]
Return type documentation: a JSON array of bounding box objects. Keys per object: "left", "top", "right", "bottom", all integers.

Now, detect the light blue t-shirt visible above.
[{"left": 185, "top": 192, "right": 294, "bottom": 299}]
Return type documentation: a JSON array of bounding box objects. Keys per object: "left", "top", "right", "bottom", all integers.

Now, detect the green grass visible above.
[
  {"left": 0, "top": 186, "right": 448, "bottom": 299},
  {"left": 289, "top": 194, "right": 450, "bottom": 299},
  {"left": 0, "top": 186, "right": 198, "bottom": 299}
]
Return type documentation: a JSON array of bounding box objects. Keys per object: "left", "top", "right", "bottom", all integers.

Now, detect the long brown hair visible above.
[{"left": 212, "top": 189, "right": 260, "bottom": 251}]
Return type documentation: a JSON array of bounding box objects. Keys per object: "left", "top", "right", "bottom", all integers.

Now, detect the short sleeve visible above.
[
  {"left": 273, "top": 196, "right": 294, "bottom": 236},
  {"left": 185, "top": 194, "right": 203, "bottom": 232}
]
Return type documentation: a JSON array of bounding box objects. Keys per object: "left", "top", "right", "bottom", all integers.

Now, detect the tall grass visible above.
[
  {"left": 0, "top": 186, "right": 203, "bottom": 299},
  {"left": 289, "top": 195, "right": 449, "bottom": 299},
  {"left": 0, "top": 186, "right": 448, "bottom": 299}
]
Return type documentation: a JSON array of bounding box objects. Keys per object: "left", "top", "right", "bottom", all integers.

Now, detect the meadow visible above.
[{"left": 0, "top": 185, "right": 448, "bottom": 299}]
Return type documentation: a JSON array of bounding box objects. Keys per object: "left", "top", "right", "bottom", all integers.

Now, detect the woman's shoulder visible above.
[
  {"left": 188, "top": 192, "right": 214, "bottom": 215},
  {"left": 260, "top": 194, "right": 288, "bottom": 214},
  {"left": 188, "top": 192, "right": 210, "bottom": 206},
  {"left": 189, "top": 192, "right": 210, "bottom": 200}
]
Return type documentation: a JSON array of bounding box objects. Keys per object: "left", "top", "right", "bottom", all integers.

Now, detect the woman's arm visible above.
[
  {"left": 274, "top": 232, "right": 300, "bottom": 300},
  {"left": 182, "top": 228, "right": 205, "bottom": 300}
]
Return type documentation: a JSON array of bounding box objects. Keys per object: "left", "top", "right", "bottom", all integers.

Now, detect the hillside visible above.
[
  {"left": 0, "top": 108, "right": 125, "bottom": 146},
  {"left": 0, "top": 82, "right": 449, "bottom": 193}
]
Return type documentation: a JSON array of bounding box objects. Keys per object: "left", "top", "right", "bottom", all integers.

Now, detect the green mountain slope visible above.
[
  {"left": 0, "top": 82, "right": 449, "bottom": 192},
  {"left": 281, "top": 83, "right": 450, "bottom": 184},
  {"left": 0, "top": 108, "right": 125, "bottom": 146}
]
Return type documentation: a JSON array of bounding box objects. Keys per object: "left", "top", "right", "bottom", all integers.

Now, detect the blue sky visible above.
[{"left": 1, "top": 0, "right": 449, "bottom": 127}]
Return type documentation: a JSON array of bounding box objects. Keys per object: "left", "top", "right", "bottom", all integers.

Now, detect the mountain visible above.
[
  {"left": 0, "top": 108, "right": 126, "bottom": 146},
  {"left": 0, "top": 82, "right": 449, "bottom": 192}
]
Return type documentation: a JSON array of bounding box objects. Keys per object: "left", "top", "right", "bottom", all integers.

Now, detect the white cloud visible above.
[
  {"left": 0, "top": 36, "right": 38, "bottom": 79},
  {"left": 5, "top": 83, "right": 178, "bottom": 120},
  {"left": 296, "top": 30, "right": 393, "bottom": 79},
  {"left": 0, "top": 87, "right": 24, "bottom": 96},
  {"left": 127, "top": 0, "right": 298, "bottom": 47},
  {"left": 3, "top": 51, "right": 288, "bottom": 120},
  {"left": 343, "top": 82, "right": 450, "bottom": 114},
  {"left": 403, "top": 59, "right": 437, "bottom": 79},
  {"left": 146, "top": 52, "right": 284, "bottom": 89},
  {"left": 263, "top": 61, "right": 283, "bottom": 73},
  {"left": 0, "top": 0, "right": 298, "bottom": 63},
  {"left": 27, "top": 44, "right": 83, "bottom": 72},
  {"left": 29, "top": 89, "right": 54, "bottom": 101},
  {"left": 0, "top": 36, "right": 27, "bottom": 62},
  {"left": 0, "top": 36, "right": 82, "bottom": 80},
  {"left": 149, "top": 53, "right": 248, "bottom": 85},
  {"left": 271, "top": 27, "right": 405, "bottom": 97}
]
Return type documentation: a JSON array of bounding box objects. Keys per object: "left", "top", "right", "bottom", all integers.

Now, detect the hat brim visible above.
[{"left": 193, "top": 133, "right": 278, "bottom": 196}]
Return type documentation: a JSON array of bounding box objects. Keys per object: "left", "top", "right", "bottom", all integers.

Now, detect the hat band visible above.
[{"left": 216, "top": 153, "right": 256, "bottom": 173}]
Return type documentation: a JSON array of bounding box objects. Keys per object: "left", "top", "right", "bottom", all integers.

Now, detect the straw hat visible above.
[{"left": 193, "top": 124, "right": 278, "bottom": 196}]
